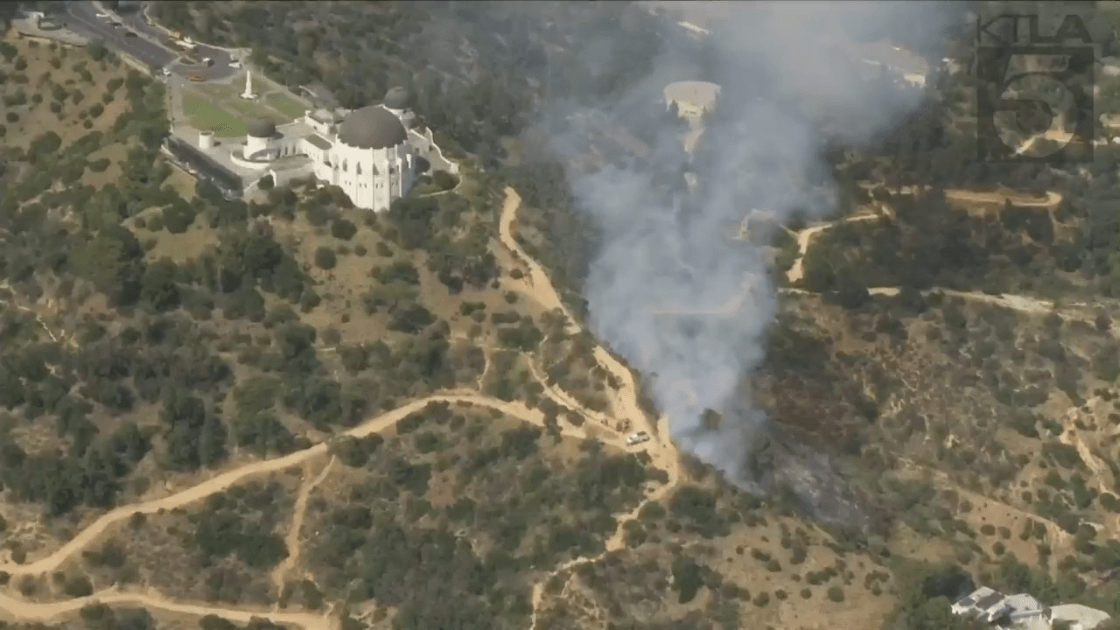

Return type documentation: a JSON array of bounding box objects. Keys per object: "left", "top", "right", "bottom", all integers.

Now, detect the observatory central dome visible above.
[{"left": 337, "top": 105, "right": 408, "bottom": 150}]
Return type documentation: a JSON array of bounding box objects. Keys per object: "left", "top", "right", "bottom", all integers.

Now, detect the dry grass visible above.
[{"left": 1, "top": 35, "right": 133, "bottom": 150}]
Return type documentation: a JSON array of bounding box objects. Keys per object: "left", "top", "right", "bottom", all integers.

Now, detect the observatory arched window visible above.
[
  {"left": 342, "top": 160, "right": 348, "bottom": 172},
  {"left": 355, "top": 162, "right": 362, "bottom": 175}
]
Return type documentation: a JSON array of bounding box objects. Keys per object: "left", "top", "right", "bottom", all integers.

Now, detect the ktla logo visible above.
[{"left": 975, "top": 12, "right": 1095, "bottom": 163}]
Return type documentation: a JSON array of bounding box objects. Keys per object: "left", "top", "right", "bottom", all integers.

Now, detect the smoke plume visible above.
[{"left": 551, "top": 2, "right": 965, "bottom": 482}]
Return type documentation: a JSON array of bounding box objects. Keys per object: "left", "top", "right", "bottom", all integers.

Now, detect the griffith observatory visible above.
[{"left": 185, "top": 78, "right": 457, "bottom": 212}]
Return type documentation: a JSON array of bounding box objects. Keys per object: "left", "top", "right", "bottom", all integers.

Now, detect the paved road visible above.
[
  {"left": 63, "top": 1, "right": 238, "bottom": 82},
  {"left": 121, "top": 2, "right": 238, "bottom": 81},
  {"left": 63, "top": 1, "right": 174, "bottom": 70}
]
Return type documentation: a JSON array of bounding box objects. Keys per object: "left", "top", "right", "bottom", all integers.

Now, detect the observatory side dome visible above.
[
  {"left": 337, "top": 105, "right": 408, "bottom": 150},
  {"left": 383, "top": 86, "right": 409, "bottom": 110}
]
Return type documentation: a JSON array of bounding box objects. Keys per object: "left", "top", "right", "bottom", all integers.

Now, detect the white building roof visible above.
[
  {"left": 1051, "top": 604, "right": 1112, "bottom": 630},
  {"left": 953, "top": 587, "right": 1001, "bottom": 612},
  {"left": 1003, "top": 593, "right": 1044, "bottom": 614},
  {"left": 663, "top": 81, "right": 720, "bottom": 112}
]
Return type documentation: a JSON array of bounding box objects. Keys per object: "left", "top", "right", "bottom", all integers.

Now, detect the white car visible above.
[
  {"left": 229, "top": 60, "right": 241, "bottom": 68},
  {"left": 625, "top": 432, "right": 651, "bottom": 447},
  {"left": 95, "top": 12, "right": 109, "bottom": 19},
  {"left": 161, "top": 67, "right": 170, "bottom": 76}
]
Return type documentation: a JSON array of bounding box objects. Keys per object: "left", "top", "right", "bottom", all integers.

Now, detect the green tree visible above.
[
  {"left": 314, "top": 246, "right": 337, "bottom": 270},
  {"left": 141, "top": 258, "right": 181, "bottom": 311}
]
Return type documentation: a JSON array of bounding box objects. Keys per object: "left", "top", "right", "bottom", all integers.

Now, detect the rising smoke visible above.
[{"left": 553, "top": 2, "right": 967, "bottom": 483}]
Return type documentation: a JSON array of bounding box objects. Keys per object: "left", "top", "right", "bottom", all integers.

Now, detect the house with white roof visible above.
[{"left": 951, "top": 586, "right": 1111, "bottom": 630}]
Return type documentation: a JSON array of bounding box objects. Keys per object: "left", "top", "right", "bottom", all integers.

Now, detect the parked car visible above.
[
  {"left": 626, "top": 432, "right": 651, "bottom": 446},
  {"left": 229, "top": 59, "right": 241, "bottom": 68}
]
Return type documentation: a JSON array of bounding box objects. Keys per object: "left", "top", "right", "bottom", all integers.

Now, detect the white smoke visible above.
[{"left": 551, "top": 1, "right": 965, "bottom": 482}]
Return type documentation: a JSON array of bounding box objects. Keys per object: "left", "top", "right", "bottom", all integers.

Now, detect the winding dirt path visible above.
[
  {"left": 0, "top": 187, "right": 685, "bottom": 630},
  {"left": 499, "top": 187, "right": 687, "bottom": 628},
  {"left": 270, "top": 457, "right": 336, "bottom": 597},
  {"left": 0, "top": 393, "right": 587, "bottom": 578},
  {"left": 0, "top": 391, "right": 594, "bottom": 627},
  {"left": 787, "top": 213, "right": 884, "bottom": 284},
  {"left": 944, "top": 188, "right": 1062, "bottom": 208},
  {"left": 498, "top": 188, "right": 677, "bottom": 473},
  {"left": 7, "top": 179, "right": 1073, "bottom": 629},
  {"left": 0, "top": 587, "right": 336, "bottom": 630},
  {"left": 528, "top": 433, "right": 680, "bottom": 630},
  {"left": 781, "top": 286, "right": 1056, "bottom": 317},
  {"left": 896, "top": 457, "right": 1072, "bottom": 552}
]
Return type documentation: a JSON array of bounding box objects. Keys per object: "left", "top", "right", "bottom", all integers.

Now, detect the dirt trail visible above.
[
  {"left": 783, "top": 286, "right": 1058, "bottom": 319},
  {"left": 0, "top": 188, "right": 688, "bottom": 630},
  {"left": 0, "top": 393, "right": 587, "bottom": 577},
  {"left": 1058, "top": 398, "right": 1114, "bottom": 493},
  {"left": 270, "top": 457, "right": 336, "bottom": 597},
  {"left": 498, "top": 188, "right": 678, "bottom": 476},
  {"left": 896, "top": 458, "right": 1071, "bottom": 551},
  {"left": 944, "top": 189, "right": 1062, "bottom": 208},
  {"left": 528, "top": 441, "right": 680, "bottom": 630},
  {"left": 525, "top": 359, "right": 612, "bottom": 427},
  {"left": 500, "top": 187, "right": 688, "bottom": 629},
  {"left": 0, "top": 588, "right": 336, "bottom": 630},
  {"left": 787, "top": 213, "right": 883, "bottom": 284},
  {"left": 0, "top": 283, "right": 64, "bottom": 344}
]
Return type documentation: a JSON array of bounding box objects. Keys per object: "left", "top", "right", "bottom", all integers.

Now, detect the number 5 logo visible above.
[
  {"left": 976, "top": 46, "right": 1094, "bottom": 163},
  {"left": 992, "top": 54, "right": 1080, "bottom": 157}
]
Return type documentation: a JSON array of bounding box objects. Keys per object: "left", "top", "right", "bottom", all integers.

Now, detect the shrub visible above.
[
  {"left": 827, "top": 586, "right": 845, "bottom": 603},
  {"left": 331, "top": 218, "right": 357, "bottom": 240},
  {"left": 162, "top": 201, "right": 196, "bottom": 234},
  {"left": 63, "top": 575, "right": 93, "bottom": 598},
  {"left": 432, "top": 170, "right": 458, "bottom": 191},
  {"left": 314, "top": 247, "right": 337, "bottom": 270}
]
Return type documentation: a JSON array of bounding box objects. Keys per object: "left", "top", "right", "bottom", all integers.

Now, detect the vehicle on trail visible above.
[{"left": 626, "top": 432, "right": 651, "bottom": 446}]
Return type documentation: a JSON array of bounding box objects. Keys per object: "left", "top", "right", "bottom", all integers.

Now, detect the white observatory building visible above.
[{"left": 207, "top": 86, "right": 453, "bottom": 212}]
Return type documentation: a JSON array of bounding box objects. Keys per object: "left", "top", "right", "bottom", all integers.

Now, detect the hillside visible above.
[{"left": 6, "top": 3, "right": 1120, "bottom": 630}]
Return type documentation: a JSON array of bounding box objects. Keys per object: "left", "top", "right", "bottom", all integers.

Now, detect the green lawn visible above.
[
  {"left": 182, "top": 91, "right": 246, "bottom": 137},
  {"left": 265, "top": 92, "right": 308, "bottom": 119},
  {"left": 195, "top": 81, "right": 240, "bottom": 101},
  {"left": 226, "top": 98, "right": 290, "bottom": 125}
]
